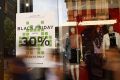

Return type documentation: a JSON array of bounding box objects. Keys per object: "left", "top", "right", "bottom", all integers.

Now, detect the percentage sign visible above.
[{"left": 38, "top": 36, "right": 50, "bottom": 46}]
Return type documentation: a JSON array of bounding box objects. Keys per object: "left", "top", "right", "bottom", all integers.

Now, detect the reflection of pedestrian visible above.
[
  {"left": 8, "top": 46, "right": 32, "bottom": 80},
  {"left": 8, "top": 57, "right": 32, "bottom": 80},
  {"left": 40, "top": 48, "right": 64, "bottom": 80},
  {"left": 103, "top": 47, "right": 120, "bottom": 80}
]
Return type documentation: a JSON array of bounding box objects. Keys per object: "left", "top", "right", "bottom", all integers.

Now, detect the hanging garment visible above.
[
  {"left": 93, "top": 42, "right": 102, "bottom": 54},
  {"left": 109, "top": 33, "right": 117, "bottom": 48},
  {"left": 102, "top": 32, "right": 120, "bottom": 50},
  {"left": 65, "top": 37, "right": 71, "bottom": 60},
  {"left": 93, "top": 27, "right": 103, "bottom": 54},
  {"left": 69, "top": 49, "right": 80, "bottom": 64},
  {"left": 94, "top": 29, "right": 103, "bottom": 49}
]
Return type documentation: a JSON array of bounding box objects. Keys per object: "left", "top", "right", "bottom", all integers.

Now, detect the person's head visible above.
[
  {"left": 47, "top": 48, "right": 61, "bottom": 63},
  {"left": 70, "top": 27, "right": 76, "bottom": 34},
  {"left": 108, "top": 25, "right": 114, "bottom": 33}
]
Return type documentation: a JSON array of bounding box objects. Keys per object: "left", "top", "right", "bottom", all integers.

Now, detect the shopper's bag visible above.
[{"left": 79, "top": 61, "right": 89, "bottom": 80}]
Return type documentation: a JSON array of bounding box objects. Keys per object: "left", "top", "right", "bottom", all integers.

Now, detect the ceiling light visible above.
[{"left": 26, "top": 3, "right": 29, "bottom": 7}]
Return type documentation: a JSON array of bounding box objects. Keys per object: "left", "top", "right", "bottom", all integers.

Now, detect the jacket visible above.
[{"left": 102, "top": 32, "right": 120, "bottom": 52}]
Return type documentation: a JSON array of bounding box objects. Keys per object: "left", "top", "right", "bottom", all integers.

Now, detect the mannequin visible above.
[
  {"left": 65, "top": 27, "right": 82, "bottom": 80},
  {"left": 102, "top": 25, "right": 120, "bottom": 57}
]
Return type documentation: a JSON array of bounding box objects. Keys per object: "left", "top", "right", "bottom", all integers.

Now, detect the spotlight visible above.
[{"left": 26, "top": 3, "right": 29, "bottom": 7}]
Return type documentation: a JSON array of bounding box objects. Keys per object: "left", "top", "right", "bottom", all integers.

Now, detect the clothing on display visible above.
[
  {"left": 81, "top": 28, "right": 94, "bottom": 57},
  {"left": 65, "top": 37, "right": 81, "bottom": 64},
  {"left": 94, "top": 28, "right": 103, "bottom": 49},
  {"left": 102, "top": 32, "right": 120, "bottom": 50},
  {"left": 109, "top": 33, "right": 117, "bottom": 48},
  {"left": 93, "top": 42, "right": 102, "bottom": 54},
  {"left": 69, "top": 49, "right": 80, "bottom": 64},
  {"left": 65, "top": 37, "right": 71, "bottom": 60},
  {"left": 93, "top": 27, "right": 103, "bottom": 54},
  {"left": 69, "top": 33, "right": 81, "bottom": 64},
  {"left": 65, "top": 27, "right": 82, "bottom": 63}
]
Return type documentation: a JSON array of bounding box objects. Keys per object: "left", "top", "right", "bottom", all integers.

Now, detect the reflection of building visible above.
[
  {"left": 4, "top": 0, "right": 17, "bottom": 52},
  {"left": 4, "top": 0, "right": 17, "bottom": 21},
  {"left": 0, "top": 0, "right": 17, "bottom": 55},
  {"left": 65, "top": 0, "right": 120, "bottom": 32},
  {"left": 65, "top": 0, "right": 118, "bottom": 20},
  {"left": 0, "top": 0, "right": 17, "bottom": 21},
  {"left": 0, "top": 0, "right": 17, "bottom": 79}
]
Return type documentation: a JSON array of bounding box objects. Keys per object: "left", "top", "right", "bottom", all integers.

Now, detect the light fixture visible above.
[
  {"left": 26, "top": 3, "right": 29, "bottom": 7},
  {"left": 79, "top": 20, "right": 117, "bottom": 26},
  {"left": 61, "top": 19, "right": 117, "bottom": 26}
]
